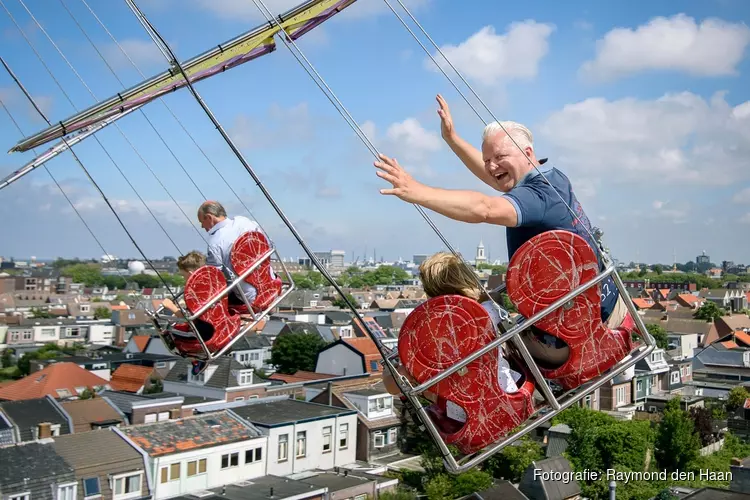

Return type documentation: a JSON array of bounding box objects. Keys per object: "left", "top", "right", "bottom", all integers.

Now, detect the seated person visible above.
[
  {"left": 160, "top": 251, "right": 267, "bottom": 371},
  {"left": 384, "top": 251, "right": 523, "bottom": 415}
]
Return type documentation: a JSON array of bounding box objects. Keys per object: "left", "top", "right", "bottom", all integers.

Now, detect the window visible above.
[
  {"left": 40, "top": 328, "right": 56, "bottom": 338},
  {"left": 339, "top": 423, "right": 349, "bottom": 449},
  {"left": 234, "top": 397, "right": 245, "bottom": 402},
  {"left": 56, "top": 389, "right": 72, "bottom": 398},
  {"left": 615, "top": 386, "right": 626, "bottom": 405},
  {"left": 278, "top": 434, "right": 288, "bottom": 461},
  {"left": 368, "top": 397, "right": 392, "bottom": 412},
  {"left": 113, "top": 473, "right": 141, "bottom": 499},
  {"left": 671, "top": 372, "right": 680, "bottom": 384},
  {"left": 9, "top": 493, "right": 29, "bottom": 500},
  {"left": 296, "top": 431, "right": 307, "bottom": 458},
  {"left": 159, "top": 464, "right": 180, "bottom": 483},
  {"left": 322, "top": 426, "right": 332, "bottom": 453},
  {"left": 239, "top": 370, "right": 253, "bottom": 385},
  {"left": 636, "top": 380, "right": 643, "bottom": 393},
  {"left": 155, "top": 362, "right": 166, "bottom": 368},
  {"left": 373, "top": 431, "right": 385, "bottom": 448},
  {"left": 58, "top": 483, "right": 76, "bottom": 500},
  {"left": 157, "top": 412, "right": 170, "bottom": 421},
  {"left": 82, "top": 477, "right": 101, "bottom": 498},
  {"left": 388, "top": 427, "right": 398, "bottom": 444},
  {"left": 186, "top": 458, "right": 207, "bottom": 477},
  {"left": 144, "top": 413, "right": 157, "bottom": 424},
  {"left": 250, "top": 352, "right": 260, "bottom": 361},
  {"left": 583, "top": 395, "right": 592, "bottom": 408},
  {"left": 188, "top": 370, "right": 205, "bottom": 383},
  {"left": 80, "top": 304, "right": 91, "bottom": 313},
  {"left": 245, "top": 447, "right": 262, "bottom": 463},
  {"left": 221, "top": 452, "right": 239, "bottom": 469},
  {"left": 370, "top": 361, "right": 379, "bottom": 371}
]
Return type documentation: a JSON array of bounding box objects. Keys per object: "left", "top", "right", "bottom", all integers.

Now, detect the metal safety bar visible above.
[
  {"left": 387, "top": 256, "right": 655, "bottom": 474},
  {"left": 151, "top": 242, "right": 296, "bottom": 363}
]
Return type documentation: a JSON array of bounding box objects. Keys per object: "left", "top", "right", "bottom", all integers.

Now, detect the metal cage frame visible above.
[
  {"left": 383, "top": 247, "right": 656, "bottom": 474},
  {"left": 147, "top": 238, "right": 296, "bottom": 365}
]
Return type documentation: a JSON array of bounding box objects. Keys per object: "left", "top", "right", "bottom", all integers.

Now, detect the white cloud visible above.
[
  {"left": 100, "top": 39, "right": 169, "bottom": 71},
  {"left": 732, "top": 187, "right": 750, "bottom": 204},
  {"left": 191, "top": 0, "right": 429, "bottom": 23},
  {"left": 0, "top": 86, "right": 53, "bottom": 123},
  {"left": 539, "top": 91, "right": 750, "bottom": 187},
  {"left": 362, "top": 117, "right": 442, "bottom": 177},
  {"left": 425, "top": 21, "right": 555, "bottom": 86},
  {"left": 580, "top": 14, "right": 750, "bottom": 81},
  {"left": 229, "top": 102, "right": 315, "bottom": 150}
]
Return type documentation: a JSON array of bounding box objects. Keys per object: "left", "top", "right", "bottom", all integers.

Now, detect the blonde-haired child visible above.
[{"left": 417, "top": 252, "right": 522, "bottom": 395}]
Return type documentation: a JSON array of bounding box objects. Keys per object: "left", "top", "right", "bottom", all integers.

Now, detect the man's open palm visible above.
[{"left": 437, "top": 94, "right": 455, "bottom": 140}]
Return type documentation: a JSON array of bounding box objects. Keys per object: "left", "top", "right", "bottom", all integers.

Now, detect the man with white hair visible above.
[
  {"left": 375, "top": 95, "right": 629, "bottom": 363},
  {"left": 198, "top": 200, "right": 260, "bottom": 310}
]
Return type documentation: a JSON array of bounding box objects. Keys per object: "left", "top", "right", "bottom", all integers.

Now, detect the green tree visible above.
[
  {"left": 693, "top": 302, "right": 725, "bottom": 321},
  {"left": 61, "top": 263, "right": 105, "bottom": 286},
  {"left": 29, "top": 307, "right": 51, "bottom": 319},
  {"left": 688, "top": 406, "right": 714, "bottom": 447},
  {"left": 653, "top": 264, "right": 663, "bottom": 274},
  {"left": 270, "top": 334, "right": 328, "bottom": 374},
  {"left": 332, "top": 293, "right": 358, "bottom": 309},
  {"left": 654, "top": 488, "right": 680, "bottom": 500},
  {"left": 726, "top": 386, "right": 750, "bottom": 413},
  {"left": 94, "top": 307, "right": 111, "bottom": 320},
  {"left": 1, "top": 348, "right": 14, "bottom": 369},
  {"left": 484, "top": 436, "right": 543, "bottom": 482},
  {"left": 655, "top": 398, "right": 701, "bottom": 472},
  {"left": 646, "top": 324, "right": 669, "bottom": 349}
]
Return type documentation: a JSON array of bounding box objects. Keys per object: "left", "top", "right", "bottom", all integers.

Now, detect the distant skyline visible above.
[{"left": 1, "top": 0, "right": 749, "bottom": 264}]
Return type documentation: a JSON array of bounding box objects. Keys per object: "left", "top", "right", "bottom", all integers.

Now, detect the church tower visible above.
[{"left": 475, "top": 239, "right": 487, "bottom": 266}]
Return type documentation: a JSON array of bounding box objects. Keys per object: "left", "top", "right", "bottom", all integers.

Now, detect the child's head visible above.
[
  {"left": 177, "top": 251, "right": 206, "bottom": 280},
  {"left": 419, "top": 252, "right": 488, "bottom": 301}
]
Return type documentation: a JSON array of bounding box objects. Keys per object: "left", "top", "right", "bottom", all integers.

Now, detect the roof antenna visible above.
[{"left": 221, "top": 486, "right": 226, "bottom": 496}]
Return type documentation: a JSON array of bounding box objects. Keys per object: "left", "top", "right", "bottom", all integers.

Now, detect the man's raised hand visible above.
[
  {"left": 375, "top": 154, "right": 420, "bottom": 203},
  {"left": 437, "top": 94, "right": 455, "bottom": 141}
]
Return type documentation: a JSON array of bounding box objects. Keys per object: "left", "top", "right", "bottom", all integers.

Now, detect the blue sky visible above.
[{"left": 0, "top": 0, "right": 749, "bottom": 266}]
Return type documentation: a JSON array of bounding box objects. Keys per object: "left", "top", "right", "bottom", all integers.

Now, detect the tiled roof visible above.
[
  {"left": 130, "top": 335, "right": 151, "bottom": 352},
  {"left": 231, "top": 398, "right": 356, "bottom": 427},
  {"left": 229, "top": 334, "right": 272, "bottom": 352},
  {"left": 342, "top": 337, "right": 383, "bottom": 373},
  {"left": 0, "top": 441, "right": 75, "bottom": 491},
  {"left": 109, "top": 364, "right": 155, "bottom": 393},
  {"left": 52, "top": 428, "right": 144, "bottom": 469},
  {"left": 59, "top": 398, "right": 123, "bottom": 432},
  {"left": 0, "top": 396, "right": 72, "bottom": 441},
  {"left": 120, "top": 411, "right": 261, "bottom": 457},
  {"left": 0, "top": 362, "right": 109, "bottom": 401}
]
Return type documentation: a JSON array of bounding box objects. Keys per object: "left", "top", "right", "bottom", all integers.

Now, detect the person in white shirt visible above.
[{"left": 197, "top": 200, "right": 265, "bottom": 311}]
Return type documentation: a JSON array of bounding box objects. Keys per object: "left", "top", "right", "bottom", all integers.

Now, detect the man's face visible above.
[
  {"left": 481, "top": 132, "right": 533, "bottom": 193},
  {"left": 197, "top": 211, "right": 216, "bottom": 232}
]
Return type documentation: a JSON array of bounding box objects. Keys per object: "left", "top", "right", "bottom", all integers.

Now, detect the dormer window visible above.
[
  {"left": 238, "top": 370, "right": 253, "bottom": 385},
  {"left": 188, "top": 370, "right": 205, "bottom": 384},
  {"left": 368, "top": 396, "right": 392, "bottom": 412}
]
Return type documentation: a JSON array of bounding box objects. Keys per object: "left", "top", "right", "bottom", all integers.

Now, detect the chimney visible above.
[
  {"left": 38, "top": 422, "right": 52, "bottom": 439},
  {"left": 115, "top": 326, "right": 125, "bottom": 346}
]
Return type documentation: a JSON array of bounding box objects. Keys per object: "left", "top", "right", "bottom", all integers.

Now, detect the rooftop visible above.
[
  {"left": 52, "top": 428, "right": 144, "bottom": 469},
  {"left": 0, "top": 362, "right": 110, "bottom": 401},
  {"left": 170, "top": 476, "right": 327, "bottom": 500},
  {"left": 0, "top": 396, "right": 72, "bottom": 441},
  {"left": 120, "top": 411, "right": 261, "bottom": 457},
  {"left": 0, "top": 440, "right": 75, "bottom": 490},
  {"left": 230, "top": 398, "right": 356, "bottom": 427}
]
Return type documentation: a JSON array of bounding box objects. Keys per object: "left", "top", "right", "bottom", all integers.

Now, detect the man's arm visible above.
[
  {"left": 437, "top": 94, "right": 496, "bottom": 188},
  {"left": 411, "top": 184, "right": 518, "bottom": 227}
]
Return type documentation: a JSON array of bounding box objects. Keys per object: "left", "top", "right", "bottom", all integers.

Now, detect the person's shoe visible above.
[{"left": 191, "top": 360, "right": 206, "bottom": 376}]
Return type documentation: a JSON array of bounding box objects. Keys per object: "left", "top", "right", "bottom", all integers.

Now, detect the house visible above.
[
  {"left": 118, "top": 411, "right": 267, "bottom": 499},
  {"left": 633, "top": 347, "right": 671, "bottom": 408},
  {"left": 123, "top": 334, "right": 172, "bottom": 356},
  {"left": 518, "top": 456, "right": 582, "bottom": 500},
  {"left": 51, "top": 429, "right": 150, "bottom": 500},
  {"left": 287, "top": 469, "right": 398, "bottom": 499},
  {"left": 229, "top": 334, "right": 274, "bottom": 372},
  {"left": 310, "top": 380, "right": 404, "bottom": 463},
  {"left": 0, "top": 362, "right": 110, "bottom": 401},
  {"left": 315, "top": 337, "right": 384, "bottom": 377},
  {"left": 164, "top": 477, "right": 328, "bottom": 500},
  {"left": 228, "top": 396, "right": 358, "bottom": 476},
  {"left": 692, "top": 344, "right": 750, "bottom": 398},
  {"left": 162, "top": 357, "right": 274, "bottom": 401},
  {"left": 101, "top": 390, "right": 186, "bottom": 424},
  {"left": 109, "top": 364, "right": 157, "bottom": 394},
  {"left": 0, "top": 396, "right": 72, "bottom": 442},
  {"left": 0, "top": 441, "right": 77, "bottom": 500},
  {"left": 32, "top": 356, "right": 112, "bottom": 381},
  {"left": 59, "top": 398, "right": 124, "bottom": 433}
]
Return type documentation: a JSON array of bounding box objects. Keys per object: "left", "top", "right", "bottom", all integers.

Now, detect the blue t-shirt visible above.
[{"left": 503, "top": 163, "right": 618, "bottom": 322}]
